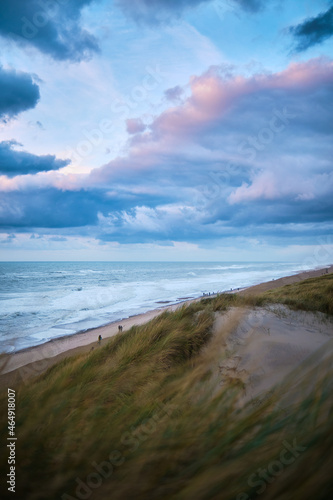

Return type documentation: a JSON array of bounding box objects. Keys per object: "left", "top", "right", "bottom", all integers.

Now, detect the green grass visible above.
[
  {"left": 0, "top": 275, "right": 332, "bottom": 499},
  {"left": 208, "top": 273, "right": 333, "bottom": 315},
  {"left": 259, "top": 273, "right": 333, "bottom": 315}
]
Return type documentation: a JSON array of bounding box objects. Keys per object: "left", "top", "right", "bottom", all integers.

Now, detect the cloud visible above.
[
  {"left": 164, "top": 85, "right": 184, "bottom": 102},
  {"left": 1, "top": 58, "right": 332, "bottom": 248},
  {"left": 125, "top": 58, "right": 333, "bottom": 150},
  {"left": 117, "top": 0, "right": 210, "bottom": 24},
  {"left": 88, "top": 57, "right": 333, "bottom": 241},
  {"left": 0, "top": 188, "right": 98, "bottom": 229},
  {"left": 0, "top": 180, "right": 169, "bottom": 230},
  {"left": 0, "top": 0, "right": 99, "bottom": 61},
  {"left": 49, "top": 236, "right": 67, "bottom": 242},
  {"left": 117, "top": 0, "right": 265, "bottom": 24},
  {"left": 290, "top": 5, "right": 333, "bottom": 52},
  {"left": 233, "top": 0, "right": 263, "bottom": 12},
  {"left": 0, "top": 233, "right": 17, "bottom": 244},
  {"left": 97, "top": 203, "right": 211, "bottom": 243},
  {"left": 0, "top": 140, "right": 70, "bottom": 177},
  {"left": 126, "top": 118, "right": 147, "bottom": 134},
  {"left": 0, "top": 65, "right": 40, "bottom": 121}
]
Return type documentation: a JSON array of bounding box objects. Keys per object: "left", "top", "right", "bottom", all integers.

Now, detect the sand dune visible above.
[
  {"left": 215, "top": 305, "right": 333, "bottom": 405},
  {"left": 1, "top": 265, "right": 332, "bottom": 390}
]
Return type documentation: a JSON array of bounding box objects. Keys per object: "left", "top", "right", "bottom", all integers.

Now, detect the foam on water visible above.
[{"left": 0, "top": 261, "right": 307, "bottom": 353}]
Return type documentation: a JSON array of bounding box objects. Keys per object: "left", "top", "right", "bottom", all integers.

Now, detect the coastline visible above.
[{"left": 1, "top": 264, "right": 332, "bottom": 388}]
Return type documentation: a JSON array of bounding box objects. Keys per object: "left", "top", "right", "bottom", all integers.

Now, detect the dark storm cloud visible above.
[
  {"left": 0, "top": 141, "right": 70, "bottom": 177},
  {"left": 0, "top": 0, "right": 99, "bottom": 61},
  {"left": 0, "top": 185, "right": 171, "bottom": 230},
  {"left": 95, "top": 194, "right": 333, "bottom": 245},
  {"left": 117, "top": 0, "right": 265, "bottom": 24},
  {"left": 0, "top": 189, "right": 101, "bottom": 229},
  {"left": 0, "top": 65, "right": 40, "bottom": 121},
  {"left": 290, "top": 5, "right": 333, "bottom": 52},
  {"left": 87, "top": 57, "right": 333, "bottom": 244},
  {"left": 212, "top": 193, "right": 333, "bottom": 228},
  {"left": 1, "top": 58, "right": 332, "bottom": 249}
]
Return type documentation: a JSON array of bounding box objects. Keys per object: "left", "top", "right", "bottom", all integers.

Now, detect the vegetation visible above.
[
  {"left": 205, "top": 272, "right": 333, "bottom": 315},
  {"left": 259, "top": 273, "right": 333, "bottom": 315},
  {"left": 0, "top": 275, "right": 332, "bottom": 499}
]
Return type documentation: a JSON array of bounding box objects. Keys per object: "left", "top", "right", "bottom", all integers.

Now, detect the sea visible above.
[{"left": 0, "top": 261, "right": 309, "bottom": 353}]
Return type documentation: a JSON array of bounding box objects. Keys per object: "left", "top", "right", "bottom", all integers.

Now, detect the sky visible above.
[{"left": 0, "top": 0, "right": 332, "bottom": 262}]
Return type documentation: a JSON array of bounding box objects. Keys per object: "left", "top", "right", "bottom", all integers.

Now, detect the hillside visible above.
[{"left": 1, "top": 275, "right": 333, "bottom": 500}]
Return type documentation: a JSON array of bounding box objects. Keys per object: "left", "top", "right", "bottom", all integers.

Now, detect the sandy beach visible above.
[
  {"left": 1, "top": 264, "right": 332, "bottom": 390},
  {"left": 1, "top": 265, "right": 332, "bottom": 500}
]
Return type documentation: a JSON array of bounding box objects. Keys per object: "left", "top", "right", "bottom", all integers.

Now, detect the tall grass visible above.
[
  {"left": 0, "top": 276, "right": 332, "bottom": 499},
  {"left": 259, "top": 273, "right": 333, "bottom": 315},
  {"left": 210, "top": 273, "right": 333, "bottom": 315}
]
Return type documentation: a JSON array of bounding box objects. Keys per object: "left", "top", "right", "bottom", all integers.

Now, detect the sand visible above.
[
  {"left": 216, "top": 305, "right": 333, "bottom": 404},
  {"left": 1, "top": 264, "right": 332, "bottom": 390},
  {"left": 0, "top": 304, "right": 182, "bottom": 388},
  {"left": 238, "top": 264, "right": 333, "bottom": 295}
]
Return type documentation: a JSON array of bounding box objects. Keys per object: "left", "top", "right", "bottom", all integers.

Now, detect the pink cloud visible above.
[
  {"left": 126, "top": 118, "right": 147, "bottom": 134},
  {"left": 0, "top": 171, "right": 84, "bottom": 192},
  {"left": 228, "top": 172, "right": 279, "bottom": 204},
  {"left": 88, "top": 57, "right": 333, "bottom": 188},
  {"left": 228, "top": 169, "right": 333, "bottom": 205},
  {"left": 3, "top": 58, "right": 331, "bottom": 195},
  {"left": 129, "top": 57, "right": 333, "bottom": 148},
  {"left": 269, "top": 58, "right": 333, "bottom": 89}
]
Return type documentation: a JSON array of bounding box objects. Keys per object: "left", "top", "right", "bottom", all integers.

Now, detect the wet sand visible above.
[
  {"left": 238, "top": 264, "right": 333, "bottom": 295},
  {"left": 0, "top": 304, "right": 183, "bottom": 388},
  {"left": 1, "top": 265, "right": 332, "bottom": 390}
]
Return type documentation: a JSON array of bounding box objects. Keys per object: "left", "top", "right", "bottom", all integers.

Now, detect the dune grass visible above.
[
  {"left": 0, "top": 275, "right": 332, "bottom": 499},
  {"left": 258, "top": 273, "right": 333, "bottom": 315},
  {"left": 206, "top": 272, "right": 333, "bottom": 315}
]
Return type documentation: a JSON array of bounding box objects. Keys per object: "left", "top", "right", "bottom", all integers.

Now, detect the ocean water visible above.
[{"left": 0, "top": 261, "right": 307, "bottom": 353}]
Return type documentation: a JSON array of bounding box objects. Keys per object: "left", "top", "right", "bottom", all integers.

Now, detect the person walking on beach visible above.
[
  {"left": 98, "top": 334, "right": 102, "bottom": 344},
  {"left": 118, "top": 325, "right": 123, "bottom": 332}
]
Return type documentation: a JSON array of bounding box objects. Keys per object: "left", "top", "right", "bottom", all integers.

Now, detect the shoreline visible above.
[
  {"left": 1, "top": 264, "right": 332, "bottom": 388},
  {"left": 2, "top": 263, "right": 326, "bottom": 358}
]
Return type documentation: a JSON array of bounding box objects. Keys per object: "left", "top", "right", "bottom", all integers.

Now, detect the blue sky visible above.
[{"left": 0, "top": 0, "right": 332, "bottom": 262}]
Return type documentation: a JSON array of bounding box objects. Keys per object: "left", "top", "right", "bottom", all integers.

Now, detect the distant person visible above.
[
  {"left": 118, "top": 325, "right": 123, "bottom": 332},
  {"left": 98, "top": 334, "right": 102, "bottom": 344}
]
